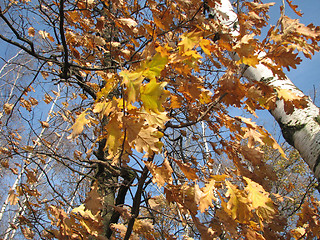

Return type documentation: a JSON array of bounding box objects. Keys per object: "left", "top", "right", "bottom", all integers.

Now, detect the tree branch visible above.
[{"left": 123, "top": 156, "right": 152, "bottom": 240}]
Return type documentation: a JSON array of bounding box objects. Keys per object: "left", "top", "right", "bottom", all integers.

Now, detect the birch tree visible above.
[{"left": 0, "top": 0, "right": 320, "bottom": 239}]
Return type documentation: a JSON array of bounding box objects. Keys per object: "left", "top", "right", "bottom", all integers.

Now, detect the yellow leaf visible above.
[
  {"left": 105, "top": 115, "right": 123, "bottom": 158},
  {"left": 141, "top": 53, "right": 168, "bottom": 79},
  {"left": 196, "top": 178, "right": 217, "bottom": 213},
  {"left": 236, "top": 55, "right": 260, "bottom": 67},
  {"left": 178, "top": 31, "right": 201, "bottom": 52},
  {"left": 67, "top": 111, "right": 90, "bottom": 139},
  {"left": 244, "top": 177, "right": 276, "bottom": 221},
  {"left": 140, "top": 79, "right": 168, "bottom": 113},
  {"left": 199, "top": 38, "right": 212, "bottom": 55},
  {"left": 290, "top": 227, "right": 306, "bottom": 239},
  {"left": 143, "top": 111, "right": 169, "bottom": 129},
  {"left": 225, "top": 181, "right": 252, "bottom": 222},
  {"left": 121, "top": 70, "right": 144, "bottom": 103}
]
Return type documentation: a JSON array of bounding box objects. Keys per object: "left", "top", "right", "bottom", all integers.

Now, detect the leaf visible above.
[
  {"left": 105, "top": 114, "right": 123, "bottom": 158},
  {"left": 190, "top": 214, "right": 216, "bottom": 239},
  {"left": 173, "top": 159, "right": 198, "bottom": 181},
  {"left": 44, "top": 94, "right": 53, "bottom": 104},
  {"left": 8, "top": 189, "right": 19, "bottom": 205},
  {"left": 199, "top": 38, "right": 212, "bottom": 55},
  {"left": 143, "top": 110, "right": 169, "bottom": 129},
  {"left": 140, "top": 79, "right": 168, "bottom": 113},
  {"left": 141, "top": 53, "right": 168, "bottom": 79},
  {"left": 144, "top": 158, "right": 173, "bottom": 187},
  {"left": 67, "top": 111, "right": 90, "bottom": 139},
  {"left": 285, "top": 0, "right": 303, "bottom": 17},
  {"left": 21, "top": 227, "right": 35, "bottom": 239},
  {"left": 38, "top": 30, "right": 54, "bottom": 42},
  {"left": 225, "top": 181, "right": 252, "bottom": 222},
  {"left": 237, "top": 56, "right": 260, "bottom": 67},
  {"left": 170, "top": 95, "right": 182, "bottom": 108},
  {"left": 40, "top": 121, "right": 49, "bottom": 128},
  {"left": 124, "top": 115, "right": 163, "bottom": 156},
  {"left": 196, "top": 178, "right": 217, "bottom": 213},
  {"left": 276, "top": 88, "right": 308, "bottom": 114},
  {"left": 178, "top": 31, "right": 201, "bottom": 52},
  {"left": 244, "top": 177, "right": 276, "bottom": 222},
  {"left": 84, "top": 182, "right": 103, "bottom": 215},
  {"left": 3, "top": 103, "right": 13, "bottom": 114},
  {"left": 117, "top": 18, "right": 138, "bottom": 28},
  {"left": 28, "top": 27, "right": 35, "bottom": 37},
  {"left": 120, "top": 70, "right": 144, "bottom": 103}
]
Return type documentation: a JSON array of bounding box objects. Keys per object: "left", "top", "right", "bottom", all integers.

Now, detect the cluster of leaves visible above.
[{"left": 0, "top": 0, "right": 320, "bottom": 239}]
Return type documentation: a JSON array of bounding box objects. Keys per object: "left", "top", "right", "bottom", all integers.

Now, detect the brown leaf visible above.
[
  {"left": 173, "top": 159, "right": 198, "bottom": 181},
  {"left": 8, "top": 189, "right": 19, "bottom": 205},
  {"left": 3, "top": 103, "right": 13, "bottom": 114},
  {"left": 84, "top": 182, "right": 103, "bottom": 215},
  {"left": 21, "top": 227, "right": 35, "bottom": 239},
  {"left": 28, "top": 27, "right": 35, "bottom": 37},
  {"left": 144, "top": 158, "right": 173, "bottom": 187}
]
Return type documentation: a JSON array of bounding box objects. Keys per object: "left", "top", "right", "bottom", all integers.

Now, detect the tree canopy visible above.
[{"left": 0, "top": 0, "right": 320, "bottom": 239}]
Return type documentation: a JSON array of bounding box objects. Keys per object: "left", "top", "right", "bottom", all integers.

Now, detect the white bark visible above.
[{"left": 216, "top": 0, "right": 320, "bottom": 179}]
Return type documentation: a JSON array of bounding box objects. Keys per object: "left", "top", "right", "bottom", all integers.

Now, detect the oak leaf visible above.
[
  {"left": 144, "top": 158, "right": 173, "bottom": 187},
  {"left": 225, "top": 181, "right": 252, "bottom": 222},
  {"left": 276, "top": 88, "right": 308, "bottom": 114},
  {"left": 140, "top": 79, "right": 168, "bottom": 113},
  {"left": 121, "top": 70, "right": 144, "bottom": 103},
  {"left": 174, "top": 159, "right": 198, "bottom": 181},
  {"left": 28, "top": 27, "right": 35, "bottom": 37},
  {"left": 67, "top": 111, "right": 90, "bottom": 139},
  {"left": 21, "top": 227, "right": 35, "bottom": 239},
  {"left": 84, "top": 182, "right": 103, "bottom": 215},
  {"left": 3, "top": 103, "right": 13, "bottom": 114},
  {"left": 143, "top": 110, "right": 169, "bottom": 129},
  {"left": 105, "top": 114, "right": 123, "bottom": 158},
  {"left": 285, "top": 0, "right": 303, "bottom": 17},
  {"left": 117, "top": 18, "right": 138, "bottom": 28},
  {"left": 196, "top": 178, "right": 217, "bottom": 213},
  {"left": 244, "top": 177, "right": 276, "bottom": 222}
]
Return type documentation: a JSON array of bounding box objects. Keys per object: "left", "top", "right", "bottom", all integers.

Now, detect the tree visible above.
[{"left": 0, "top": 0, "right": 320, "bottom": 239}]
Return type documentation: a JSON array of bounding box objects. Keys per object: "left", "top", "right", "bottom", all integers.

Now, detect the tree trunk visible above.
[{"left": 217, "top": 0, "right": 320, "bottom": 179}]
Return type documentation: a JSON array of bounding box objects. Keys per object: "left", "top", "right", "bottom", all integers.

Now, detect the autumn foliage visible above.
[{"left": 0, "top": 0, "right": 320, "bottom": 239}]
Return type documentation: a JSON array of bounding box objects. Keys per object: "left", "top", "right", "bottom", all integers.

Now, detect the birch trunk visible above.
[{"left": 217, "top": 0, "right": 320, "bottom": 179}]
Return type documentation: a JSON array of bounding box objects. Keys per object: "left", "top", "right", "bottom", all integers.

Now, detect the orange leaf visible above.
[
  {"left": 174, "top": 159, "right": 198, "bottom": 181},
  {"left": 285, "top": 0, "right": 303, "bottom": 17},
  {"left": 144, "top": 158, "right": 173, "bottom": 187}
]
